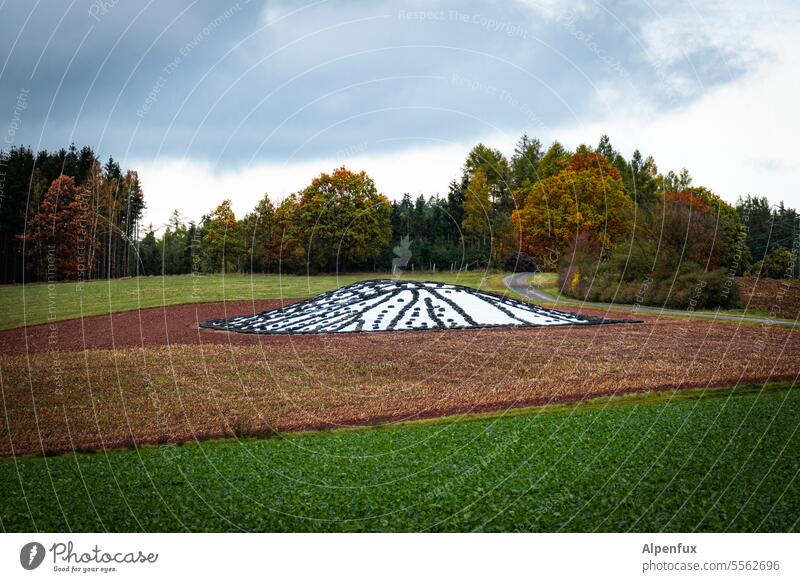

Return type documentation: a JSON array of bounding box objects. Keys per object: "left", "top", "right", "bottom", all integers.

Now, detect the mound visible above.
[{"left": 199, "top": 279, "right": 634, "bottom": 334}]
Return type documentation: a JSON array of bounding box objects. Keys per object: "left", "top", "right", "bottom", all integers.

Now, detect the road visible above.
[{"left": 503, "top": 272, "right": 800, "bottom": 327}]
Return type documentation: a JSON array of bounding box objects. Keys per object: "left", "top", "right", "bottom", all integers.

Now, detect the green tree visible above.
[
  {"left": 136, "top": 225, "right": 160, "bottom": 275},
  {"left": 660, "top": 168, "right": 693, "bottom": 191},
  {"left": 202, "top": 200, "right": 244, "bottom": 273},
  {"left": 462, "top": 144, "right": 515, "bottom": 266},
  {"left": 240, "top": 194, "right": 276, "bottom": 273},
  {"left": 288, "top": 167, "right": 392, "bottom": 272},
  {"left": 462, "top": 168, "right": 492, "bottom": 251},
  {"left": 537, "top": 141, "right": 572, "bottom": 179},
  {"left": 750, "top": 248, "right": 795, "bottom": 279},
  {"left": 462, "top": 143, "right": 511, "bottom": 195},
  {"left": 629, "top": 150, "right": 659, "bottom": 203},
  {"left": 510, "top": 134, "right": 543, "bottom": 191},
  {"left": 160, "top": 211, "right": 190, "bottom": 275}
]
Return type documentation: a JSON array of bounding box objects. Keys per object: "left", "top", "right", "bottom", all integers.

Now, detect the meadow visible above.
[
  {"left": 0, "top": 271, "right": 507, "bottom": 330},
  {"left": 1, "top": 383, "right": 797, "bottom": 532},
  {"left": 1, "top": 271, "right": 797, "bottom": 533}
]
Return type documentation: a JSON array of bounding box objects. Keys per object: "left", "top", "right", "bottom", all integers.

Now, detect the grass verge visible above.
[
  {"left": 0, "top": 271, "right": 509, "bottom": 330},
  {"left": 528, "top": 273, "right": 797, "bottom": 325}
]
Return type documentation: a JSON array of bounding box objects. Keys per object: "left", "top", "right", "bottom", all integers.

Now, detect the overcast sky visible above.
[{"left": 2, "top": 0, "right": 798, "bottom": 229}]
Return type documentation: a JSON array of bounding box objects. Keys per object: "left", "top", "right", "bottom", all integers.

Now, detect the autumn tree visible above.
[
  {"left": 513, "top": 154, "right": 633, "bottom": 269},
  {"left": 203, "top": 199, "right": 244, "bottom": 272},
  {"left": 684, "top": 187, "right": 747, "bottom": 270},
  {"left": 462, "top": 167, "right": 492, "bottom": 249},
  {"left": 559, "top": 188, "right": 745, "bottom": 309},
  {"left": 287, "top": 167, "right": 392, "bottom": 272},
  {"left": 24, "top": 175, "right": 99, "bottom": 280},
  {"left": 658, "top": 190, "right": 720, "bottom": 269}
]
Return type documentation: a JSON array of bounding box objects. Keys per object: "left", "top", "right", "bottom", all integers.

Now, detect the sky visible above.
[{"left": 1, "top": 0, "right": 798, "bottom": 230}]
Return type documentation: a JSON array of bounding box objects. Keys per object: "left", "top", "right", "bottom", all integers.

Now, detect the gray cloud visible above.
[{"left": 0, "top": 0, "right": 783, "bottom": 166}]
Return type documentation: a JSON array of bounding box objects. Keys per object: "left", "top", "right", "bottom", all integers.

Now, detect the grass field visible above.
[
  {"left": 2, "top": 271, "right": 797, "bottom": 533},
  {"left": 529, "top": 272, "right": 799, "bottom": 321},
  {"left": 1, "top": 382, "right": 797, "bottom": 532},
  {"left": 0, "top": 271, "right": 508, "bottom": 331},
  {"left": 531, "top": 272, "right": 562, "bottom": 298}
]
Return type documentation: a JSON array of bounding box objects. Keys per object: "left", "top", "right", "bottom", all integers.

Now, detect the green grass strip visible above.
[{"left": 1, "top": 381, "right": 797, "bottom": 532}]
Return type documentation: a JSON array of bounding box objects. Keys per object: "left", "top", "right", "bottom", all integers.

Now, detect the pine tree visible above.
[{"left": 510, "top": 133, "right": 543, "bottom": 190}]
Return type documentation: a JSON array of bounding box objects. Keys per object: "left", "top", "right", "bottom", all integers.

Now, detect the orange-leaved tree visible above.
[
  {"left": 513, "top": 152, "right": 633, "bottom": 269},
  {"left": 24, "top": 174, "right": 99, "bottom": 280}
]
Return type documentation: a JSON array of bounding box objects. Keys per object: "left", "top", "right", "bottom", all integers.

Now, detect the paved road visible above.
[{"left": 503, "top": 272, "right": 800, "bottom": 327}]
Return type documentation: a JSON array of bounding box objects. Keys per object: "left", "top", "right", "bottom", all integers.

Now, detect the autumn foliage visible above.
[
  {"left": 24, "top": 175, "right": 100, "bottom": 279},
  {"left": 557, "top": 188, "right": 744, "bottom": 308},
  {"left": 5, "top": 133, "right": 794, "bottom": 304},
  {"left": 279, "top": 167, "right": 393, "bottom": 273},
  {"left": 513, "top": 158, "right": 633, "bottom": 269}
]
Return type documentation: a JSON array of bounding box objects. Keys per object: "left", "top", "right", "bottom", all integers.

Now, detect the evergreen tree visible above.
[
  {"left": 537, "top": 141, "right": 572, "bottom": 179},
  {"left": 510, "top": 133, "right": 543, "bottom": 190},
  {"left": 137, "top": 225, "right": 160, "bottom": 275},
  {"left": 240, "top": 193, "right": 276, "bottom": 273}
]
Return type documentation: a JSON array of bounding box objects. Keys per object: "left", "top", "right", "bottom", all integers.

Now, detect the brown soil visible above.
[
  {"left": 737, "top": 276, "right": 800, "bottom": 320},
  {"left": 1, "top": 300, "right": 797, "bottom": 457},
  {"left": 0, "top": 300, "right": 293, "bottom": 355},
  {"left": 0, "top": 299, "right": 638, "bottom": 356}
]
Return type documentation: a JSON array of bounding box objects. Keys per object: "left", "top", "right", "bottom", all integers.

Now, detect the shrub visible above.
[
  {"left": 748, "top": 248, "right": 795, "bottom": 279},
  {"left": 558, "top": 232, "right": 601, "bottom": 300}
]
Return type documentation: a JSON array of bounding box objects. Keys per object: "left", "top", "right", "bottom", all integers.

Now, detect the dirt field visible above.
[
  {"left": 737, "top": 276, "right": 800, "bottom": 320},
  {"left": 1, "top": 300, "right": 798, "bottom": 456},
  {"left": 0, "top": 299, "right": 291, "bottom": 354}
]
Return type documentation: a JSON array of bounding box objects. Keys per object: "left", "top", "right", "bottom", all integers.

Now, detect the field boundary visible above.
[
  {"left": 504, "top": 272, "right": 800, "bottom": 326},
  {"left": 6, "top": 380, "right": 795, "bottom": 461}
]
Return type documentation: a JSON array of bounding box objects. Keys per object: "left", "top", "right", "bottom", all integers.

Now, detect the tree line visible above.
[
  {"left": 0, "top": 144, "right": 143, "bottom": 283},
  {"left": 2, "top": 136, "right": 797, "bottom": 308}
]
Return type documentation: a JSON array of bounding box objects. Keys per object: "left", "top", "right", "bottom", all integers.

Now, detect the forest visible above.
[
  {"left": 0, "top": 144, "right": 143, "bottom": 284},
  {"left": 1, "top": 135, "right": 797, "bottom": 308}
]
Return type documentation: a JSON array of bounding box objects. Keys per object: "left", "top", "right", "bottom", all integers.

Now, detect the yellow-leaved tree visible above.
[
  {"left": 203, "top": 199, "right": 244, "bottom": 272},
  {"left": 513, "top": 152, "right": 633, "bottom": 270}
]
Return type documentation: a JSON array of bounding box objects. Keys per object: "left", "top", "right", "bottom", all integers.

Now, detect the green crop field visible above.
[
  {"left": 0, "top": 271, "right": 509, "bottom": 330},
  {"left": 2, "top": 382, "right": 797, "bottom": 532}
]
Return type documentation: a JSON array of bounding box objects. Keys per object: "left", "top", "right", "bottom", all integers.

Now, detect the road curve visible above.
[{"left": 503, "top": 272, "right": 800, "bottom": 327}]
